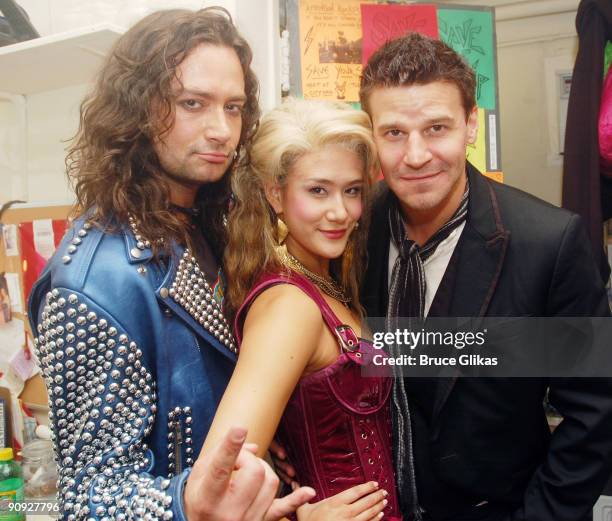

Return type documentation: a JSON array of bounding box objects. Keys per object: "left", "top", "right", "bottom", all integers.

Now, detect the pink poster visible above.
[
  {"left": 19, "top": 219, "right": 68, "bottom": 304},
  {"left": 361, "top": 4, "right": 438, "bottom": 65}
]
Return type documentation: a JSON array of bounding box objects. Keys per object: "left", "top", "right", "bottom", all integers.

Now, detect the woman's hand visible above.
[{"left": 296, "top": 481, "right": 388, "bottom": 521}]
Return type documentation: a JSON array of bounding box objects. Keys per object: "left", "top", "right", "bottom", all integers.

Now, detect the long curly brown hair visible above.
[
  {"left": 67, "top": 7, "right": 260, "bottom": 259},
  {"left": 225, "top": 98, "right": 379, "bottom": 322}
]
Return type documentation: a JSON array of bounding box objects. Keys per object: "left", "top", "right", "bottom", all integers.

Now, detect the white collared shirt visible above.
[{"left": 387, "top": 223, "right": 466, "bottom": 317}]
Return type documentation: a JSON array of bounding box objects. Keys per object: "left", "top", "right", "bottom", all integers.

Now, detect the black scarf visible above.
[{"left": 385, "top": 180, "right": 469, "bottom": 518}]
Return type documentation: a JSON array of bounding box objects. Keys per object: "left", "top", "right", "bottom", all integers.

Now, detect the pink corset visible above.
[{"left": 235, "top": 272, "right": 402, "bottom": 520}]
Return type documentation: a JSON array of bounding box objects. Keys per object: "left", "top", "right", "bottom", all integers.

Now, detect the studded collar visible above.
[
  {"left": 124, "top": 216, "right": 154, "bottom": 264},
  {"left": 123, "top": 216, "right": 237, "bottom": 361},
  {"left": 58, "top": 215, "right": 237, "bottom": 361},
  {"left": 155, "top": 249, "right": 237, "bottom": 362}
]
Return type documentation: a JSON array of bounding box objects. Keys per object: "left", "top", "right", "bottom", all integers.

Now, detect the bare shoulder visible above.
[
  {"left": 246, "top": 283, "right": 322, "bottom": 326},
  {"left": 242, "top": 283, "right": 324, "bottom": 356}
]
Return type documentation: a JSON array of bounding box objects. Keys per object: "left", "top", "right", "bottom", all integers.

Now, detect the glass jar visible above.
[{"left": 20, "top": 440, "right": 56, "bottom": 499}]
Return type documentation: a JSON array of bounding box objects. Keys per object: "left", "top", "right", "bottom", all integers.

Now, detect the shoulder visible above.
[
  {"left": 45, "top": 218, "right": 124, "bottom": 288},
  {"left": 238, "top": 280, "right": 326, "bottom": 368},
  {"left": 245, "top": 282, "right": 323, "bottom": 331},
  {"left": 486, "top": 179, "right": 578, "bottom": 244},
  {"left": 30, "top": 215, "right": 169, "bottom": 325},
  {"left": 241, "top": 279, "right": 325, "bottom": 345}
]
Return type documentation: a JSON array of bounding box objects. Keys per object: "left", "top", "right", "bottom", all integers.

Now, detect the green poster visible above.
[{"left": 438, "top": 9, "right": 496, "bottom": 110}]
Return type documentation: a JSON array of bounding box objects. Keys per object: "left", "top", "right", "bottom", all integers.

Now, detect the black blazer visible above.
[{"left": 362, "top": 164, "right": 612, "bottom": 521}]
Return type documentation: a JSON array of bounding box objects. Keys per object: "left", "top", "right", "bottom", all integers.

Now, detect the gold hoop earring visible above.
[{"left": 277, "top": 216, "right": 289, "bottom": 244}]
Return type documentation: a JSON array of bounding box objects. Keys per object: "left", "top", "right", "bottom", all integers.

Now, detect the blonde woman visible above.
[{"left": 202, "top": 98, "right": 401, "bottom": 520}]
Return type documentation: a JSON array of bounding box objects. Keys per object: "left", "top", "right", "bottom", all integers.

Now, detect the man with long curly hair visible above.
[{"left": 28, "top": 8, "right": 313, "bottom": 521}]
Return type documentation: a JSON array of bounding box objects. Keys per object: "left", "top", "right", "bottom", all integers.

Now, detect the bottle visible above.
[{"left": 0, "top": 448, "right": 24, "bottom": 521}]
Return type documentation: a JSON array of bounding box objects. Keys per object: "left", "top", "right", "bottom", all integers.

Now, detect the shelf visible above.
[{"left": 0, "top": 24, "right": 124, "bottom": 95}]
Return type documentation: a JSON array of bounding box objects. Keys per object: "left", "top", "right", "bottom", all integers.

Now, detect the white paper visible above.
[
  {"left": 1, "top": 225, "right": 19, "bottom": 257},
  {"left": 26, "top": 334, "right": 40, "bottom": 377},
  {"left": 9, "top": 347, "right": 36, "bottom": 382},
  {"left": 4, "top": 273, "right": 23, "bottom": 314},
  {"left": 32, "top": 219, "right": 55, "bottom": 261},
  {"left": 488, "top": 114, "right": 498, "bottom": 171},
  {"left": 0, "top": 317, "right": 26, "bottom": 397}
]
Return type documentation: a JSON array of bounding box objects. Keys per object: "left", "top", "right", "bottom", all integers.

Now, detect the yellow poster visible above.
[
  {"left": 484, "top": 171, "right": 504, "bottom": 183},
  {"left": 466, "top": 108, "right": 486, "bottom": 174},
  {"left": 298, "top": 0, "right": 371, "bottom": 102}
]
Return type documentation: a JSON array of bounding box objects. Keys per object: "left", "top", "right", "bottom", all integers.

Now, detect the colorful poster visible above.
[
  {"left": 466, "top": 108, "right": 486, "bottom": 174},
  {"left": 360, "top": 4, "right": 438, "bottom": 65},
  {"left": 298, "top": 0, "right": 371, "bottom": 102},
  {"left": 19, "top": 219, "right": 68, "bottom": 304},
  {"left": 438, "top": 9, "right": 496, "bottom": 110}
]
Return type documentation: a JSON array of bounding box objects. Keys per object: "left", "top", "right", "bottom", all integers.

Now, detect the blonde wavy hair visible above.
[{"left": 225, "top": 97, "right": 379, "bottom": 321}]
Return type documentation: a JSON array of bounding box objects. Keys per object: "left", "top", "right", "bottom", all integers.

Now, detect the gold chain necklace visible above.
[{"left": 277, "top": 245, "right": 351, "bottom": 305}]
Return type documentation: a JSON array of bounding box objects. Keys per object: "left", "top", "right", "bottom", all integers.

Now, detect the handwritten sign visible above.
[
  {"left": 299, "top": 0, "right": 372, "bottom": 102},
  {"left": 361, "top": 4, "right": 438, "bottom": 65},
  {"left": 438, "top": 9, "right": 496, "bottom": 110}
]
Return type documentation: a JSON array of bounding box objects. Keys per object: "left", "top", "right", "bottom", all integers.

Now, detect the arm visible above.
[
  {"left": 511, "top": 215, "right": 612, "bottom": 521},
  {"left": 186, "top": 426, "right": 316, "bottom": 521},
  {"left": 33, "top": 286, "right": 309, "bottom": 521},
  {"left": 202, "top": 284, "right": 324, "bottom": 458},
  {"left": 33, "top": 287, "right": 187, "bottom": 520},
  {"left": 199, "top": 286, "right": 389, "bottom": 521}
]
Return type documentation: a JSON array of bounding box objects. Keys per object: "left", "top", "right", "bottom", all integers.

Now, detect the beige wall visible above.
[{"left": 498, "top": 36, "right": 577, "bottom": 205}]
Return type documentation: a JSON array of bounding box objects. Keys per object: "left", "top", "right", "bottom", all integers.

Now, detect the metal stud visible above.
[{"left": 34, "top": 285, "right": 166, "bottom": 520}]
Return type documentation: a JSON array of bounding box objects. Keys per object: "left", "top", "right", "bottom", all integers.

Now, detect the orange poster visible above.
[{"left": 298, "top": 0, "right": 372, "bottom": 102}]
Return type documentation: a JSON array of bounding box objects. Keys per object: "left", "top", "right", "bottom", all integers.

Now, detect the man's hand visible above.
[
  {"left": 184, "top": 426, "right": 315, "bottom": 520},
  {"left": 269, "top": 439, "right": 298, "bottom": 487}
]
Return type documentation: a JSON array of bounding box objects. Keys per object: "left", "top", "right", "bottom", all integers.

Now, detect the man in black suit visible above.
[{"left": 359, "top": 33, "right": 612, "bottom": 521}]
